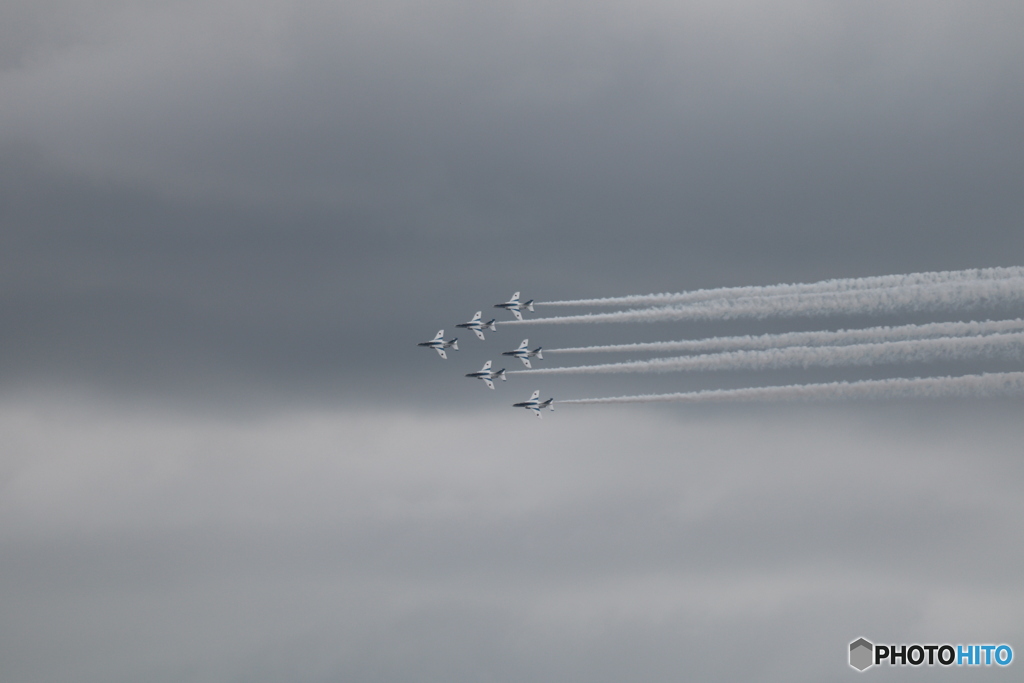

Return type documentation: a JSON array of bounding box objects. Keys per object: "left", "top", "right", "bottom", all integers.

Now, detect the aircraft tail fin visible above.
[
  {"left": 540, "top": 399, "right": 554, "bottom": 411},
  {"left": 524, "top": 299, "right": 534, "bottom": 312},
  {"left": 484, "top": 319, "right": 497, "bottom": 331},
  {"left": 450, "top": 339, "right": 458, "bottom": 351},
  {"left": 534, "top": 348, "right": 543, "bottom": 360},
  {"left": 494, "top": 369, "right": 507, "bottom": 382}
]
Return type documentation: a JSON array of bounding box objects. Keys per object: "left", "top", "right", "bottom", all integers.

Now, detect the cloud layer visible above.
[{"left": 2, "top": 401, "right": 1022, "bottom": 682}]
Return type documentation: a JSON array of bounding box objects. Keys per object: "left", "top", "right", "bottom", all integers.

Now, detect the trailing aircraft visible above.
[
  {"left": 456, "top": 311, "right": 498, "bottom": 340},
  {"left": 417, "top": 330, "right": 459, "bottom": 359},
  {"left": 494, "top": 291, "right": 534, "bottom": 321},
  {"left": 512, "top": 390, "right": 555, "bottom": 418},
  {"left": 465, "top": 360, "right": 506, "bottom": 390},
  {"left": 501, "top": 339, "right": 544, "bottom": 368}
]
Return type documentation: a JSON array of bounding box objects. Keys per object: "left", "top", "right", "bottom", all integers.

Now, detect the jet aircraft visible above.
[
  {"left": 417, "top": 330, "right": 459, "bottom": 359},
  {"left": 501, "top": 339, "right": 543, "bottom": 368},
  {"left": 494, "top": 291, "right": 534, "bottom": 321},
  {"left": 513, "top": 390, "right": 555, "bottom": 418},
  {"left": 456, "top": 311, "right": 497, "bottom": 340},
  {"left": 465, "top": 360, "right": 507, "bottom": 390}
]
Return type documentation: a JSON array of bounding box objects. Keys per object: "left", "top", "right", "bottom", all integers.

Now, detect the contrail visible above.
[
  {"left": 538, "top": 266, "right": 1024, "bottom": 307},
  {"left": 558, "top": 371, "right": 1024, "bottom": 405},
  {"left": 512, "top": 332, "right": 1024, "bottom": 376},
  {"left": 510, "top": 277, "right": 1024, "bottom": 326},
  {"left": 547, "top": 318, "right": 1024, "bottom": 355}
]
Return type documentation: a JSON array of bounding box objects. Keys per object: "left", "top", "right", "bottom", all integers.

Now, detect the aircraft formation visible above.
[
  {"left": 418, "top": 269, "right": 1024, "bottom": 414},
  {"left": 418, "top": 292, "right": 555, "bottom": 419}
]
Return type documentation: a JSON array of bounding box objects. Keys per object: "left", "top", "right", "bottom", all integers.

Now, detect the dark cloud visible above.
[{"left": 2, "top": 2, "right": 1022, "bottom": 395}]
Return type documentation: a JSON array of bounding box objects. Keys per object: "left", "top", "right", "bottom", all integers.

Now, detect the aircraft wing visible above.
[
  {"left": 481, "top": 360, "right": 492, "bottom": 370},
  {"left": 529, "top": 390, "right": 540, "bottom": 401},
  {"left": 473, "top": 328, "right": 486, "bottom": 340},
  {"left": 530, "top": 407, "right": 542, "bottom": 419},
  {"left": 516, "top": 339, "right": 529, "bottom": 350},
  {"left": 483, "top": 378, "right": 495, "bottom": 390},
  {"left": 433, "top": 330, "right": 444, "bottom": 340},
  {"left": 435, "top": 348, "right": 447, "bottom": 359},
  {"left": 511, "top": 309, "right": 523, "bottom": 321},
  {"left": 520, "top": 357, "right": 531, "bottom": 368}
]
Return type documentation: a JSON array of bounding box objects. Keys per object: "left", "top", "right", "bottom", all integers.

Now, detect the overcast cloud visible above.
[{"left": 1, "top": 1, "right": 1023, "bottom": 680}]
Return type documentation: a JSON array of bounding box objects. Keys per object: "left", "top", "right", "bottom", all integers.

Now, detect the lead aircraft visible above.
[
  {"left": 513, "top": 390, "right": 555, "bottom": 418},
  {"left": 456, "top": 311, "right": 498, "bottom": 340},
  {"left": 501, "top": 339, "right": 544, "bottom": 368},
  {"left": 494, "top": 291, "right": 534, "bottom": 321},
  {"left": 417, "top": 330, "right": 459, "bottom": 359},
  {"left": 465, "top": 360, "right": 507, "bottom": 390}
]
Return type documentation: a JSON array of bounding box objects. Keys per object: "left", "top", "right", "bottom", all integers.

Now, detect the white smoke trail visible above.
[
  {"left": 558, "top": 371, "right": 1024, "bottom": 405},
  {"left": 539, "top": 266, "right": 1024, "bottom": 307},
  {"left": 510, "top": 277, "right": 1024, "bottom": 326},
  {"left": 512, "top": 332, "right": 1024, "bottom": 376},
  {"left": 547, "top": 318, "right": 1024, "bottom": 355}
]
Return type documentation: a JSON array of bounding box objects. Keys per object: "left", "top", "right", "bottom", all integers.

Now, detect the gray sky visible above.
[{"left": 1, "top": 1, "right": 1023, "bottom": 681}]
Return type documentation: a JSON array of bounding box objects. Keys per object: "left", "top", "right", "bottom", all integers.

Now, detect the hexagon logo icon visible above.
[{"left": 850, "top": 638, "right": 874, "bottom": 671}]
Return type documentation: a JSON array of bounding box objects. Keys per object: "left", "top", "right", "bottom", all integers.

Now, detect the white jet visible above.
[
  {"left": 512, "top": 390, "right": 555, "bottom": 419},
  {"left": 494, "top": 291, "right": 534, "bottom": 321},
  {"left": 465, "top": 360, "right": 507, "bottom": 390},
  {"left": 501, "top": 339, "right": 544, "bottom": 368},
  {"left": 456, "top": 311, "right": 498, "bottom": 340},
  {"left": 417, "top": 330, "right": 459, "bottom": 359}
]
